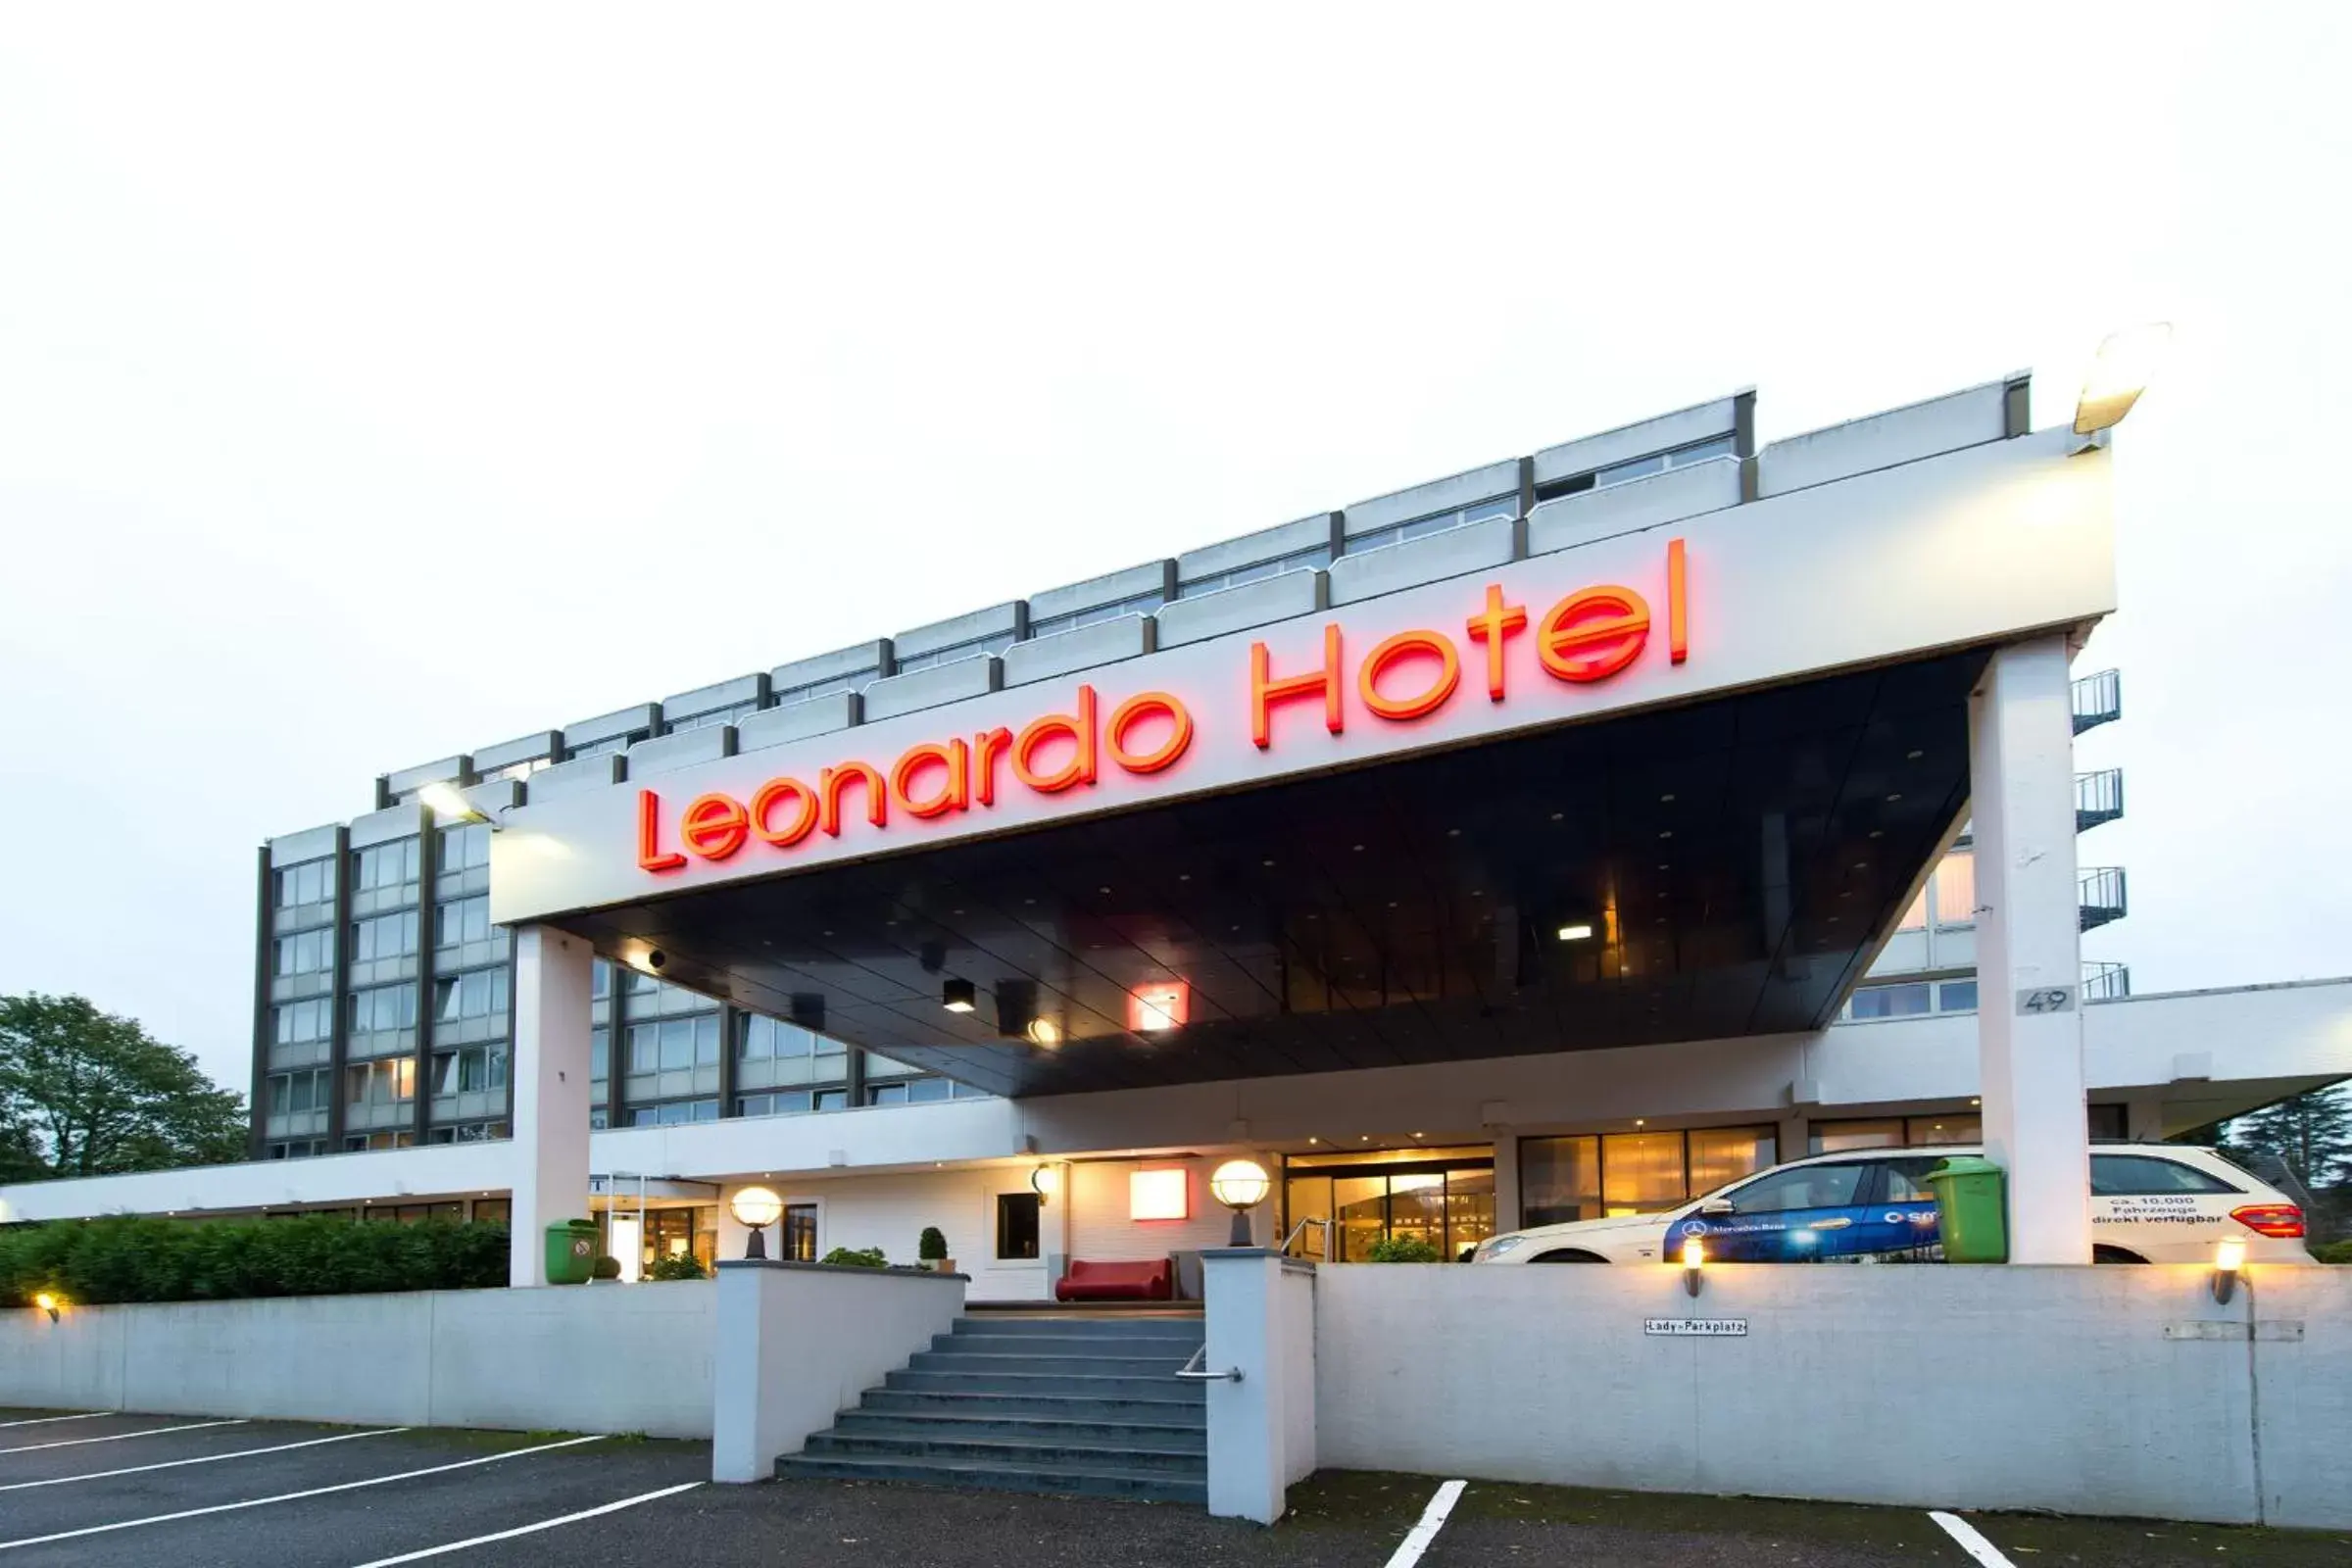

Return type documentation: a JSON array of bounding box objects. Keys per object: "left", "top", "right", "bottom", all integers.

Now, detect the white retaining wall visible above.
[
  {"left": 0, "top": 1283, "right": 715, "bottom": 1439},
  {"left": 1309, "top": 1262, "right": 2351, "bottom": 1530}
]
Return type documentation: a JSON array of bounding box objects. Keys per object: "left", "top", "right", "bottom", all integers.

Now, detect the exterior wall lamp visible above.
[
  {"left": 1029, "top": 1164, "right": 1058, "bottom": 1203},
  {"left": 2211, "top": 1236, "right": 2246, "bottom": 1305},
  {"left": 2072, "top": 322, "right": 2171, "bottom": 451},
  {"left": 729, "top": 1185, "right": 784, "bottom": 1259},
  {"left": 1681, "top": 1237, "right": 1706, "bottom": 1298},
  {"left": 1209, "top": 1158, "right": 1272, "bottom": 1247},
  {"left": 33, "top": 1291, "right": 61, "bottom": 1323},
  {"left": 417, "top": 780, "right": 510, "bottom": 831}
]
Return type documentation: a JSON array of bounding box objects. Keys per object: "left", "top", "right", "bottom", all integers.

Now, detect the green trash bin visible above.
[
  {"left": 1924, "top": 1155, "right": 2008, "bottom": 1263},
  {"left": 544, "top": 1219, "right": 600, "bottom": 1285}
]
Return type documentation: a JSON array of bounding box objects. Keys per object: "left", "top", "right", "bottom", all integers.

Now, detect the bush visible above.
[
  {"left": 820, "top": 1245, "right": 888, "bottom": 1269},
  {"left": 917, "top": 1227, "right": 948, "bottom": 1262},
  {"left": 2310, "top": 1239, "right": 2352, "bottom": 1265},
  {"left": 0, "top": 1215, "right": 511, "bottom": 1306},
  {"left": 591, "top": 1254, "right": 622, "bottom": 1280},
  {"left": 1364, "top": 1235, "right": 1444, "bottom": 1263},
  {"left": 647, "top": 1251, "right": 706, "bottom": 1281}
]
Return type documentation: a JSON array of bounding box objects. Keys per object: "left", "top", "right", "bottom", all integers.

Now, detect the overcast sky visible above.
[{"left": 3, "top": 6, "right": 2346, "bottom": 1093}]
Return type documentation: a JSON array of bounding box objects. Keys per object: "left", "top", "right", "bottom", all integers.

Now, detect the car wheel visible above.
[
  {"left": 1531, "top": 1250, "right": 1610, "bottom": 1263},
  {"left": 2091, "top": 1245, "right": 2148, "bottom": 1264}
]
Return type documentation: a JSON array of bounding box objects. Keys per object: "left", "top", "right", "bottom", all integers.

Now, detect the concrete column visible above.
[
  {"left": 1490, "top": 1131, "right": 1521, "bottom": 1233},
  {"left": 1969, "top": 638, "right": 2092, "bottom": 1264},
  {"left": 1776, "top": 1110, "right": 1810, "bottom": 1166},
  {"left": 1202, "top": 1249, "right": 1289, "bottom": 1524},
  {"left": 508, "top": 924, "right": 595, "bottom": 1287}
]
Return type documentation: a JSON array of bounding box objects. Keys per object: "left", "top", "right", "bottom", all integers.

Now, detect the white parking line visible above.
[
  {"left": 0, "top": 1434, "right": 603, "bottom": 1551},
  {"left": 347, "top": 1481, "right": 705, "bottom": 1566},
  {"left": 0, "top": 1413, "right": 116, "bottom": 1431},
  {"left": 1930, "top": 1510, "right": 2019, "bottom": 1567},
  {"left": 0, "top": 1419, "right": 246, "bottom": 1455},
  {"left": 1383, "top": 1478, "right": 1467, "bottom": 1568},
  {"left": 0, "top": 1426, "right": 409, "bottom": 1492}
]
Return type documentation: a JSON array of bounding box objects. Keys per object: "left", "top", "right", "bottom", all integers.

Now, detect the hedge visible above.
[{"left": 0, "top": 1215, "right": 510, "bottom": 1306}]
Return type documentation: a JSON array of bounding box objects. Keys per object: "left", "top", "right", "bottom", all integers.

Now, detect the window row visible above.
[
  {"left": 437, "top": 966, "right": 511, "bottom": 1022},
  {"left": 441, "top": 823, "right": 491, "bottom": 871},
  {"left": 424, "top": 1120, "right": 509, "bottom": 1146},
  {"left": 354, "top": 837, "right": 423, "bottom": 891},
  {"left": 1811, "top": 1114, "right": 1981, "bottom": 1153},
  {"left": 865, "top": 1076, "right": 959, "bottom": 1106},
  {"left": 274, "top": 927, "right": 335, "bottom": 977},
  {"left": 667, "top": 702, "right": 760, "bottom": 733},
  {"left": 351, "top": 982, "right": 418, "bottom": 1033},
  {"left": 733, "top": 1089, "right": 850, "bottom": 1118},
  {"left": 627, "top": 1014, "right": 723, "bottom": 1073},
  {"left": 1520, "top": 1125, "right": 1780, "bottom": 1227},
  {"left": 893, "top": 631, "right": 1019, "bottom": 676},
  {"left": 1347, "top": 494, "right": 1517, "bottom": 557},
  {"left": 273, "top": 858, "right": 334, "bottom": 908},
  {"left": 274, "top": 997, "right": 334, "bottom": 1045},
  {"left": 1843, "top": 978, "right": 1979, "bottom": 1021},
  {"left": 437, "top": 895, "right": 492, "bottom": 946},
  {"left": 1533, "top": 433, "right": 1739, "bottom": 504},
  {"left": 774, "top": 670, "right": 870, "bottom": 708},
  {"left": 629, "top": 1098, "right": 721, "bottom": 1126},
  {"left": 738, "top": 1014, "right": 847, "bottom": 1062},
  {"left": 1178, "top": 544, "right": 1330, "bottom": 598},
  {"left": 431, "top": 1044, "right": 508, "bottom": 1096},
  {"left": 352, "top": 909, "right": 419, "bottom": 962},
  {"left": 266, "top": 1067, "right": 333, "bottom": 1116},
  {"left": 1027, "top": 592, "right": 1164, "bottom": 642}
]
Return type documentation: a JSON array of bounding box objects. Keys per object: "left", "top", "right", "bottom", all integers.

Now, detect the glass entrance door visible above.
[{"left": 1285, "top": 1147, "right": 1495, "bottom": 1261}]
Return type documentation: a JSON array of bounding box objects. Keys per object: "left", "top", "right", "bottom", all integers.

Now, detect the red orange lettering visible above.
[
  {"left": 1465, "top": 584, "right": 1528, "bottom": 702},
  {"left": 1357, "top": 630, "right": 1459, "bottom": 721},
  {"left": 892, "top": 740, "right": 971, "bottom": 818},
  {"left": 1014, "top": 685, "right": 1100, "bottom": 794},
  {"left": 679, "top": 793, "right": 749, "bottom": 860},
  {"left": 819, "top": 761, "right": 888, "bottom": 836},
  {"left": 751, "top": 777, "right": 819, "bottom": 848},
  {"left": 1251, "top": 624, "right": 1344, "bottom": 749},
  {"left": 1106, "top": 692, "right": 1194, "bottom": 774},
  {"left": 1538, "top": 586, "right": 1651, "bottom": 684},
  {"left": 636, "top": 789, "right": 687, "bottom": 872}
]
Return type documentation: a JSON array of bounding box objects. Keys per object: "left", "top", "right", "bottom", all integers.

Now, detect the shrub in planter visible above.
[
  {"left": 0, "top": 1215, "right": 512, "bottom": 1306},
  {"left": 820, "top": 1245, "right": 888, "bottom": 1269},
  {"left": 917, "top": 1227, "right": 953, "bottom": 1271},
  {"left": 591, "top": 1254, "right": 623, "bottom": 1281},
  {"left": 1364, "top": 1235, "right": 1445, "bottom": 1263},
  {"left": 647, "top": 1251, "right": 707, "bottom": 1281}
]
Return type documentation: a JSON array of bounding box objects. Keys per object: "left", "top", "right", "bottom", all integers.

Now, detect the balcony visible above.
[
  {"left": 2071, "top": 668, "right": 2122, "bottom": 735},
  {"left": 2075, "top": 767, "right": 2125, "bottom": 833},
  {"left": 2082, "top": 960, "right": 2132, "bottom": 1002},
  {"left": 2079, "top": 866, "right": 2128, "bottom": 933}
]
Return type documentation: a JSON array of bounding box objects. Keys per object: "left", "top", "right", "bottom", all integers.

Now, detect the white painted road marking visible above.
[
  {"left": 346, "top": 1481, "right": 706, "bottom": 1566},
  {"left": 1930, "top": 1510, "right": 2019, "bottom": 1567},
  {"left": 1382, "top": 1478, "right": 1467, "bottom": 1568},
  {"left": 0, "top": 1418, "right": 246, "bottom": 1455},
  {"left": 0, "top": 1426, "right": 408, "bottom": 1492},
  {"left": 0, "top": 1413, "right": 116, "bottom": 1431},
  {"left": 0, "top": 1434, "right": 604, "bottom": 1551}
]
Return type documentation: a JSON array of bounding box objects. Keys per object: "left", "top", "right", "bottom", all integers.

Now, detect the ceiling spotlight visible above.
[
  {"left": 1556, "top": 923, "right": 1594, "bottom": 942},
  {"left": 942, "top": 978, "right": 977, "bottom": 1013}
]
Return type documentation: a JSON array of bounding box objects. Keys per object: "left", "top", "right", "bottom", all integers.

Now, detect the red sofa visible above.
[{"left": 1054, "top": 1258, "right": 1173, "bottom": 1302}]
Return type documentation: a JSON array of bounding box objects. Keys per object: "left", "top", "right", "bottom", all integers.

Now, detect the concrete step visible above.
[
  {"left": 806, "top": 1430, "right": 1205, "bottom": 1475},
  {"left": 951, "top": 1315, "right": 1202, "bottom": 1340},
  {"left": 858, "top": 1388, "right": 1207, "bottom": 1426},
  {"left": 833, "top": 1408, "right": 1207, "bottom": 1451},
  {"left": 774, "top": 1450, "right": 1206, "bottom": 1506},
  {"left": 927, "top": 1331, "right": 1201, "bottom": 1358},
  {"left": 884, "top": 1368, "right": 1202, "bottom": 1400},
  {"left": 906, "top": 1349, "right": 1195, "bottom": 1377}
]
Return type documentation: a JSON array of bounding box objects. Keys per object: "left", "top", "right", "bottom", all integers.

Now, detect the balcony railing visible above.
[
  {"left": 2075, "top": 767, "right": 2125, "bottom": 832},
  {"left": 2072, "top": 668, "right": 2122, "bottom": 735},
  {"left": 2079, "top": 866, "right": 2128, "bottom": 933},
  {"left": 2082, "top": 960, "right": 2132, "bottom": 1002}
]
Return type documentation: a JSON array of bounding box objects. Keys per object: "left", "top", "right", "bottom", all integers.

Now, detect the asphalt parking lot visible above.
[{"left": 4, "top": 1406, "right": 2347, "bottom": 1568}]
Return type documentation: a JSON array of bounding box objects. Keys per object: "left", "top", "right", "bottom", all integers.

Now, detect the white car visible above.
[{"left": 1471, "top": 1144, "right": 2312, "bottom": 1266}]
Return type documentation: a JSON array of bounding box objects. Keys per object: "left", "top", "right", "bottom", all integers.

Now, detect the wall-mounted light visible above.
[
  {"left": 33, "top": 1291, "right": 61, "bottom": 1323},
  {"left": 418, "top": 780, "right": 500, "bottom": 829},
  {"left": 1681, "top": 1236, "right": 1706, "bottom": 1298},
  {"left": 2074, "top": 322, "right": 2172, "bottom": 438},
  {"left": 729, "top": 1185, "right": 784, "bottom": 1260},
  {"left": 1556, "top": 923, "right": 1594, "bottom": 942},
  {"left": 1209, "top": 1158, "right": 1272, "bottom": 1247},
  {"left": 942, "top": 979, "right": 977, "bottom": 1013},
  {"left": 1026, "top": 1017, "right": 1062, "bottom": 1048},
  {"left": 1030, "top": 1165, "right": 1058, "bottom": 1203},
  {"left": 2211, "top": 1236, "right": 2246, "bottom": 1304}
]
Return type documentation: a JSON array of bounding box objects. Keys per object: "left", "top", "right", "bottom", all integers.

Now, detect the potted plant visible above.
[
  {"left": 590, "top": 1254, "right": 623, "bottom": 1284},
  {"left": 917, "top": 1227, "right": 955, "bottom": 1273}
]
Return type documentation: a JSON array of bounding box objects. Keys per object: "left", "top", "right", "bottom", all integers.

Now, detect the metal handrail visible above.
[
  {"left": 1174, "top": 1344, "right": 1243, "bottom": 1383},
  {"left": 1280, "top": 1216, "right": 1331, "bottom": 1258}
]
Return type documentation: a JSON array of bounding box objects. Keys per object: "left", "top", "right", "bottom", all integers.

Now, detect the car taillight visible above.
[{"left": 2230, "top": 1204, "right": 2304, "bottom": 1239}]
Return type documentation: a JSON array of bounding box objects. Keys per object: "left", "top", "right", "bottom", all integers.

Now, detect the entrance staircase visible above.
[{"left": 774, "top": 1312, "right": 1207, "bottom": 1504}]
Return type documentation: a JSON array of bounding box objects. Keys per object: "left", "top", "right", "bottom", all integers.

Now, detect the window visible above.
[
  {"left": 627, "top": 1099, "right": 720, "bottom": 1126},
  {"left": 1178, "top": 544, "right": 1331, "bottom": 598},
  {"left": 775, "top": 671, "right": 872, "bottom": 707},
  {"left": 434, "top": 966, "right": 510, "bottom": 1022},
  {"left": 353, "top": 838, "right": 423, "bottom": 891},
  {"left": 1688, "top": 1126, "right": 1777, "bottom": 1197},
  {"left": 782, "top": 1203, "right": 818, "bottom": 1262},
  {"left": 345, "top": 1057, "right": 416, "bottom": 1106},
  {"left": 436, "top": 896, "right": 491, "bottom": 947},
  {"left": 1934, "top": 852, "right": 1977, "bottom": 925},
  {"left": 430, "top": 1044, "right": 509, "bottom": 1096},
  {"left": 351, "top": 909, "right": 419, "bottom": 961},
  {"left": 995, "top": 1192, "right": 1042, "bottom": 1260},
  {"left": 1028, "top": 592, "right": 1164, "bottom": 641},
  {"left": 1600, "top": 1131, "right": 1688, "bottom": 1211},
  {"left": 1346, "top": 496, "right": 1516, "bottom": 557},
  {"left": 1535, "top": 435, "right": 1737, "bottom": 503},
  {"left": 1895, "top": 887, "right": 1929, "bottom": 932},
  {"left": 349, "top": 983, "right": 418, "bottom": 1033},
  {"left": 2090, "top": 1155, "right": 2241, "bottom": 1197},
  {"left": 1937, "top": 980, "right": 1979, "bottom": 1012},
  {"left": 1520, "top": 1126, "right": 1777, "bottom": 1226},
  {"left": 274, "top": 927, "right": 335, "bottom": 976},
  {"left": 592, "top": 959, "right": 612, "bottom": 999},
  {"left": 1809, "top": 1118, "right": 1904, "bottom": 1153},
  {"left": 440, "top": 824, "right": 491, "bottom": 872},
  {"left": 893, "top": 633, "right": 1016, "bottom": 676},
  {"left": 736, "top": 1014, "right": 839, "bottom": 1060},
  {"left": 2086, "top": 1103, "right": 2129, "bottom": 1141},
  {"left": 629, "top": 1014, "right": 721, "bottom": 1073},
  {"left": 590, "top": 1027, "right": 610, "bottom": 1084},
  {"left": 1722, "top": 1161, "right": 1869, "bottom": 1213},
  {"left": 273, "top": 859, "right": 332, "bottom": 907},
  {"left": 266, "top": 1067, "right": 330, "bottom": 1115},
  {"left": 668, "top": 702, "right": 760, "bottom": 732},
  {"left": 274, "top": 998, "right": 333, "bottom": 1044},
  {"left": 1906, "top": 1113, "right": 1979, "bottom": 1146},
  {"left": 1849, "top": 982, "right": 1932, "bottom": 1020}
]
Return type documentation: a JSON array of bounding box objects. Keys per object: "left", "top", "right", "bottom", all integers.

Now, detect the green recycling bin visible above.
[
  {"left": 544, "top": 1219, "right": 600, "bottom": 1285},
  {"left": 1924, "top": 1155, "right": 2008, "bottom": 1263}
]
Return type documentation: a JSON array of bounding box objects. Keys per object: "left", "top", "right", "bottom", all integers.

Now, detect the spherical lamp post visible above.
[
  {"left": 729, "top": 1185, "right": 785, "bottom": 1260},
  {"left": 1209, "top": 1158, "right": 1272, "bottom": 1248}
]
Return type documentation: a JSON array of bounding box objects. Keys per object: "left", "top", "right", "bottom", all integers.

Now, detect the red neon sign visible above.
[{"left": 636, "top": 539, "right": 1691, "bottom": 874}]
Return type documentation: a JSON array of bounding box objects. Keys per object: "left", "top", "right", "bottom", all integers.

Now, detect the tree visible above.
[
  {"left": 0, "top": 994, "right": 248, "bottom": 1180},
  {"left": 2229, "top": 1085, "right": 2352, "bottom": 1192}
]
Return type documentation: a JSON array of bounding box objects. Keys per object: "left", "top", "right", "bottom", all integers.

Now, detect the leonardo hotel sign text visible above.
[{"left": 634, "top": 540, "right": 1690, "bottom": 874}]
